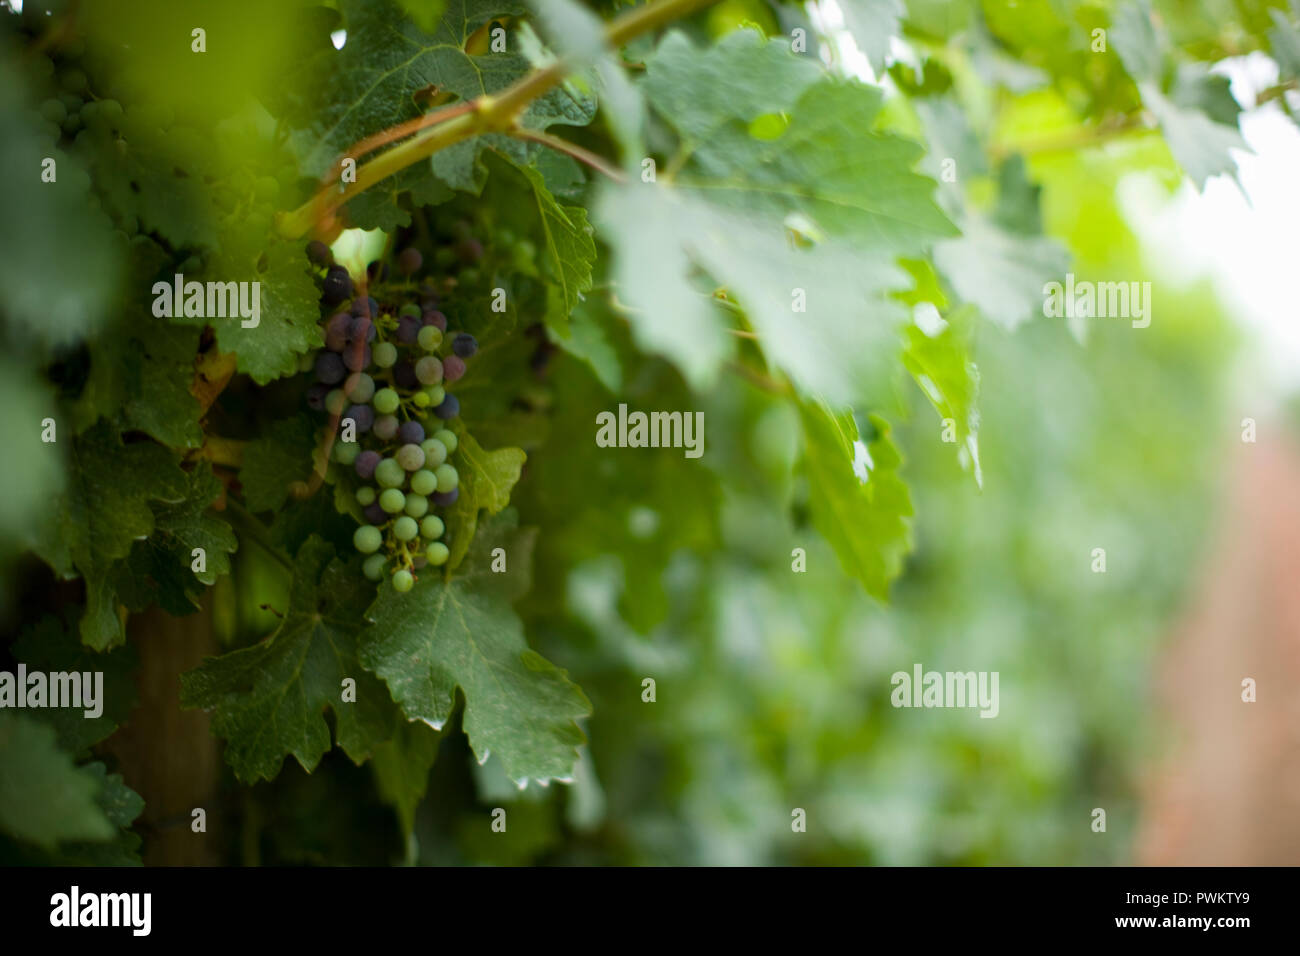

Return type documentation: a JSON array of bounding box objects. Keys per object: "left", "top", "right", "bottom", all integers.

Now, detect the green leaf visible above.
[
  {"left": 0, "top": 363, "right": 63, "bottom": 553},
  {"left": 372, "top": 719, "right": 444, "bottom": 839},
  {"left": 12, "top": 613, "right": 139, "bottom": 754},
  {"left": 838, "top": 0, "right": 905, "bottom": 76},
  {"left": 798, "top": 402, "right": 913, "bottom": 599},
  {"left": 344, "top": 165, "right": 453, "bottom": 231},
  {"left": 1142, "top": 84, "right": 1247, "bottom": 190},
  {"left": 509, "top": 161, "right": 595, "bottom": 337},
  {"left": 902, "top": 307, "right": 982, "bottom": 487},
  {"left": 1111, "top": 0, "right": 1163, "bottom": 84},
  {"left": 180, "top": 536, "right": 396, "bottom": 782},
  {"left": 0, "top": 714, "right": 114, "bottom": 848},
  {"left": 241, "top": 414, "right": 320, "bottom": 513},
  {"left": 397, "top": 0, "right": 449, "bottom": 33},
  {"left": 442, "top": 427, "right": 526, "bottom": 572},
  {"left": 362, "top": 514, "right": 590, "bottom": 785},
  {"left": 29, "top": 423, "right": 188, "bottom": 650}
]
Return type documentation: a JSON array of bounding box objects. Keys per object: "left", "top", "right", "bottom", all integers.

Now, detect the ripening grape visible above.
[
  {"left": 343, "top": 405, "right": 373, "bottom": 433},
  {"left": 415, "top": 356, "right": 443, "bottom": 385},
  {"left": 397, "top": 420, "right": 423, "bottom": 444},
  {"left": 397, "top": 248, "right": 423, "bottom": 275},
  {"left": 348, "top": 315, "right": 377, "bottom": 343},
  {"left": 419, "top": 438, "right": 447, "bottom": 468},
  {"left": 396, "top": 443, "right": 425, "bottom": 471},
  {"left": 373, "top": 388, "right": 400, "bottom": 415},
  {"left": 333, "top": 440, "right": 360, "bottom": 465},
  {"left": 379, "top": 487, "right": 406, "bottom": 513},
  {"left": 356, "top": 486, "right": 376, "bottom": 506},
  {"left": 433, "top": 429, "right": 457, "bottom": 454},
  {"left": 347, "top": 372, "right": 376, "bottom": 403},
  {"left": 421, "top": 515, "right": 445, "bottom": 540},
  {"left": 399, "top": 303, "right": 422, "bottom": 319},
  {"left": 363, "top": 502, "right": 386, "bottom": 525},
  {"left": 351, "top": 296, "right": 379, "bottom": 318},
  {"left": 363, "top": 553, "right": 388, "bottom": 581},
  {"left": 456, "top": 238, "right": 484, "bottom": 265},
  {"left": 393, "top": 516, "right": 419, "bottom": 541},
  {"left": 396, "top": 317, "right": 420, "bottom": 345},
  {"left": 427, "top": 542, "right": 450, "bottom": 566},
  {"left": 418, "top": 325, "right": 443, "bottom": 351},
  {"left": 373, "top": 414, "right": 399, "bottom": 440},
  {"left": 434, "top": 394, "right": 460, "bottom": 419},
  {"left": 315, "top": 352, "right": 346, "bottom": 385},
  {"left": 307, "top": 240, "right": 332, "bottom": 267},
  {"left": 353, "top": 525, "right": 383, "bottom": 554},
  {"left": 355, "top": 450, "right": 381, "bottom": 480},
  {"left": 431, "top": 488, "right": 459, "bottom": 506},
  {"left": 434, "top": 463, "right": 459, "bottom": 493},
  {"left": 392, "top": 569, "right": 414, "bottom": 593},
  {"left": 373, "top": 341, "right": 398, "bottom": 368},
  {"left": 375, "top": 457, "right": 406, "bottom": 488},
  {"left": 423, "top": 310, "right": 448, "bottom": 331},
  {"left": 452, "top": 334, "right": 478, "bottom": 358},
  {"left": 325, "top": 313, "right": 350, "bottom": 351},
  {"left": 403, "top": 493, "right": 429, "bottom": 518},
  {"left": 325, "top": 389, "right": 347, "bottom": 415},
  {"left": 323, "top": 265, "right": 353, "bottom": 304},
  {"left": 424, "top": 385, "right": 446, "bottom": 408},
  {"left": 442, "top": 355, "right": 466, "bottom": 384}
]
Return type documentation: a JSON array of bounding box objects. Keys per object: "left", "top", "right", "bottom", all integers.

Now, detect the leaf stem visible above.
[
  {"left": 509, "top": 127, "right": 627, "bottom": 182},
  {"left": 225, "top": 498, "right": 294, "bottom": 572}
]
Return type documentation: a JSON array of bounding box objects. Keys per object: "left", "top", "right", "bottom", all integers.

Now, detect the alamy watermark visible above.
[
  {"left": 0, "top": 665, "right": 103, "bottom": 718},
  {"left": 1042, "top": 273, "right": 1151, "bottom": 328},
  {"left": 152, "top": 273, "right": 261, "bottom": 327},
  {"left": 890, "top": 664, "right": 999, "bottom": 718},
  {"left": 595, "top": 403, "right": 704, "bottom": 458}
]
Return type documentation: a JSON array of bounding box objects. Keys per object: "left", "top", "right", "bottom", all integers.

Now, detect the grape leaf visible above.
[
  {"left": 0, "top": 363, "right": 63, "bottom": 555},
  {"left": 798, "top": 402, "right": 913, "bottom": 600},
  {"left": 241, "top": 414, "right": 320, "bottom": 513},
  {"left": 29, "top": 423, "right": 188, "bottom": 650},
  {"left": 12, "top": 613, "right": 139, "bottom": 755},
  {"left": 442, "top": 427, "right": 526, "bottom": 572},
  {"left": 1111, "top": 0, "right": 1164, "bottom": 85},
  {"left": 838, "top": 0, "right": 905, "bottom": 76},
  {"left": 371, "top": 718, "right": 444, "bottom": 839},
  {"left": 0, "top": 714, "right": 114, "bottom": 848},
  {"left": 180, "top": 536, "right": 396, "bottom": 783},
  {"left": 362, "top": 514, "right": 590, "bottom": 785},
  {"left": 1141, "top": 84, "right": 1247, "bottom": 190},
  {"left": 344, "top": 164, "right": 454, "bottom": 231},
  {"left": 902, "top": 306, "right": 982, "bottom": 487}
]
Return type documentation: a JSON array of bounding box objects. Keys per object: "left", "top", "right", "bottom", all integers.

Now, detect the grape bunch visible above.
[{"left": 305, "top": 242, "right": 480, "bottom": 593}]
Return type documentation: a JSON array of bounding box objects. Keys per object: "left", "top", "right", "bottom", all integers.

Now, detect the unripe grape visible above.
[
  {"left": 333, "top": 440, "right": 360, "bottom": 465},
  {"left": 421, "top": 515, "right": 445, "bottom": 540},
  {"left": 372, "top": 415, "right": 398, "bottom": 440},
  {"left": 356, "top": 486, "right": 377, "bottom": 506},
  {"left": 418, "top": 325, "right": 443, "bottom": 351},
  {"left": 379, "top": 488, "right": 406, "bottom": 513},
  {"left": 373, "top": 388, "right": 400, "bottom": 415},
  {"left": 399, "top": 302, "right": 422, "bottom": 319},
  {"left": 353, "top": 525, "right": 383, "bottom": 554},
  {"left": 424, "top": 385, "right": 446, "bottom": 408},
  {"left": 346, "top": 372, "right": 376, "bottom": 403},
  {"left": 442, "top": 355, "right": 466, "bottom": 383},
  {"left": 375, "top": 457, "right": 406, "bottom": 488},
  {"left": 363, "top": 553, "right": 388, "bottom": 581},
  {"left": 419, "top": 439, "right": 447, "bottom": 469},
  {"left": 427, "top": 542, "right": 450, "bottom": 566},
  {"left": 392, "top": 569, "right": 414, "bottom": 593},
  {"left": 393, "top": 516, "right": 419, "bottom": 541},
  {"left": 396, "top": 443, "right": 425, "bottom": 471},
  {"left": 435, "top": 463, "right": 459, "bottom": 493},
  {"left": 398, "top": 420, "right": 425, "bottom": 444},
  {"left": 404, "top": 493, "right": 429, "bottom": 518},
  {"left": 325, "top": 389, "right": 347, "bottom": 415},
  {"left": 355, "top": 450, "right": 381, "bottom": 480},
  {"left": 433, "top": 429, "right": 458, "bottom": 454},
  {"left": 434, "top": 394, "right": 460, "bottom": 419},
  {"left": 413, "top": 391, "right": 431, "bottom": 408},
  {"left": 410, "top": 469, "right": 437, "bottom": 496},
  {"left": 415, "top": 356, "right": 443, "bottom": 385},
  {"left": 373, "top": 342, "right": 398, "bottom": 368}
]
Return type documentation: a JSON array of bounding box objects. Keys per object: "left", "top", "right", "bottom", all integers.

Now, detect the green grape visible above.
[
  {"left": 420, "top": 438, "right": 447, "bottom": 468},
  {"left": 393, "top": 515, "right": 419, "bottom": 541},
  {"left": 433, "top": 429, "right": 457, "bottom": 454},
  {"left": 420, "top": 515, "right": 445, "bottom": 540},
  {"left": 375, "top": 457, "right": 405, "bottom": 488},
  {"left": 426, "top": 542, "right": 450, "bottom": 566},
  {"left": 413, "top": 390, "right": 431, "bottom": 408},
  {"left": 373, "top": 341, "right": 398, "bottom": 368},
  {"left": 349, "top": 372, "right": 376, "bottom": 403},
  {"left": 399, "top": 303, "right": 422, "bottom": 318},
  {"left": 325, "top": 389, "right": 347, "bottom": 415},
  {"left": 333, "top": 440, "right": 360, "bottom": 465},
  {"left": 379, "top": 487, "right": 406, "bottom": 513},
  {"left": 435, "top": 463, "right": 459, "bottom": 493},
  {"left": 418, "top": 325, "right": 443, "bottom": 351},
  {"left": 404, "top": 493, "right": 429, "bottom": 518},
  {"left": 410, "top": 469, "right": 437, "bottom": 496},
  {"left": 363, "top": 553, "right": 388, "bottom": 581},
  {"left": 355, "top": 486, "right": 376, "bottom": 506},
  {"left": 373, "top": 388, "right": 400, "bottom": 415},
  {"left": 353, "top": 525, "right": 383, "bottom": 554},
  {"left": 392, "top": 569, "right": 414, "bottom": 592},
  {"left": 424, "top": 385, "right": 446, "bottom": 407},
  {"left": 396, "top": 443, "right": 425, "bottom": 471},
  {"left": 39, "top": 98, "right": 66, "bottom": 125}
]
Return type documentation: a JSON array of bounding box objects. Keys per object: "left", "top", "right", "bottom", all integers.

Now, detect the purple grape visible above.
[
  {"left": 351, "top": 296, "right": 380, "bottom": 318},
  {"left": 315, "top": 352, "right": 346, "bottom": 385},
  {"left": 393, "top": 360, "right": 418, "bottom": 390},
  {"left": 355, "top": 450, "right": 381, "bottom": 480},
  {"left": 349, "top": 315, "right": 376, "bottom": 343},
  {"left": 363, "top": 502, "right": 386, "bottom": 524},
  {"left": 396, "top": 317, "right": 420, "bottom": 345},
  {"left": 397, "top": 248, "right": 423, "bottom": 275},
  {"left": 306, "top": 240, "right": 332, "bottom": 266},
  {"left": 342, "top": 343, "right": 371, "bottom": 372},
  {"left": 434, "top": 394, "right": 460, "bottom": 419},
  {"left": 442, "top": 354, "right": 466, "bottom": 383},
  {"left": 422, "top": 309, "right": 447, "bottom": 331},
  {"left": 343, "top": 405, "right": 374, "bottom": 432},
  {"left": 456, "top": 238, "right": 483, "bottom": 265},
  {"left": 432, "top": 488, "right": 459, "bottom": 506},
  {"left": 322, "top": 265, "right": 352, "bottom": 304},
  {"left": 306, "top": 383, "right": 328, "bottom": 410},
  {"left": 325, "top": 313, "right": 350, "bottom": 351},
  {"left": 398, "top": 420, "right": 425, "bottom": 444},
  {"left": 452, "top": 333, "right": 478, "bottom": 358}
]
